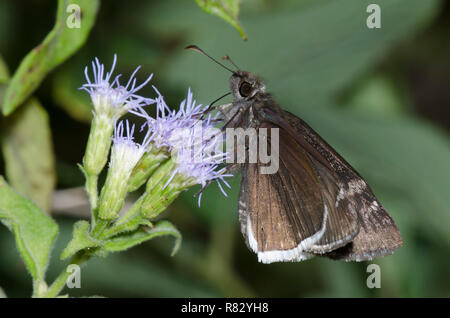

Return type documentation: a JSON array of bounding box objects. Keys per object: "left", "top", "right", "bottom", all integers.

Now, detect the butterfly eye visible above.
[{"left": 239, "top": 81, "right": 252, "bottom": 97}]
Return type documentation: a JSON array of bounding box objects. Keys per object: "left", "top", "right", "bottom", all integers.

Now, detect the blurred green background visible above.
[{"left": 1, "top": 0, "right": 450, "bottom": 297}]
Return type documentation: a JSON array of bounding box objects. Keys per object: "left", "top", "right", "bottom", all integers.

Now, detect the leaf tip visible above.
[{"left": 2, "top": 103, "right": 13, "bottom": 116}]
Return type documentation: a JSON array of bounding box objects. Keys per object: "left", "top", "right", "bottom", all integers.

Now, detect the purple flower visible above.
[
  {"left": 171, "top": 145, "right": 232, "bottom": 206},
  {"left": 80, "top": 54, "right": 155, "bottom": 118},
  {"left": 132, "top": 88, "right": 232, "bottom": 204},
  {"left": 131, "top": 87, "right": 209, "bottom": 150}
]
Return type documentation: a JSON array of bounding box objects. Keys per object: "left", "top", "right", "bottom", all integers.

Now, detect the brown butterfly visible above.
[{"left": 187, "top": 45, "right": 402, "bottom": 264}]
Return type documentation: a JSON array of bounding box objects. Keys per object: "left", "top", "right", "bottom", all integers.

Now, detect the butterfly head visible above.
[
  {"left": 230, "top": 71, "right": 266, "bottom": 102},
  {"left": 183, "top": 46, "right": 265, "bottom": 102}
]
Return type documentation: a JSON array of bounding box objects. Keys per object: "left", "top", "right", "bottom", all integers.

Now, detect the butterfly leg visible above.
[
  {"left": 198, "top": 106, "right": 246, "bottom": 149},
  {"left": 220, "top": 105, "right": 244, "bottom": 129}
]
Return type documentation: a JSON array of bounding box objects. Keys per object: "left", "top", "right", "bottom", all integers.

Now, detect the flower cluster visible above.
[
  {"left": 81, "top": 55, "right": 155, "bottom": 180},
  {"left": 132, "top": 87, "right": 231, "bottom": 201},
  {"left": 57, "top": 55, "right": 227, "bottom": 296},
  {"left": 80, "top": 55, "right": 231, "bottom": 223}
]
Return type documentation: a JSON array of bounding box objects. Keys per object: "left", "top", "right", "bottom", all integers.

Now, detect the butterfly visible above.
[{"left": 187, "top": 45, "right": 402, "bottom": 264}]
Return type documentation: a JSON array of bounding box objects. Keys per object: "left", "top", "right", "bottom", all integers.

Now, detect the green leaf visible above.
[
  {"left": 195, "top": 0, "right": 247, "bottom": 40},
  {"left": 345, "top": 74, "right": 407, "bottom": 117},
  {"left": 0, "top": 54, "right": 9, "bottom": 84},
  {"left": 0, "top": 286, "right": 6, "bottom": 298},
  {"left": 2, "top": 0, "right": 100, "bottom": 115},
  {"left": 102, "top": 220, "right": 182, "bottom": 256},
  {"left": 2, "top": 98, "right": 56, "bottom": 213},
  {"left": 52, "top": 68, "right": 93, "bottom": 123},
  {"left": 0, "top": 176, "right": 58, "bottom": 284},
  {"left": 60, "top": 220, "right": 100, "bottom": 260},
  {"left": 101, "top": 214, "right": 153, "bottom": 239},
  {"left": 0, "top": 55, "right": 9, "bottom": 104}
]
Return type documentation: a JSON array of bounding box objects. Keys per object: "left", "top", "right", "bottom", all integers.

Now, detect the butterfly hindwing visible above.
[
  {"left": 304, "top": 159, "right": 359, "bottom": 254},
  {"left": 239, "top": 145, "right": 325, "bottom": 263},
  {"left": 280, "top": 109, "right": 402, "bottom": 261}
]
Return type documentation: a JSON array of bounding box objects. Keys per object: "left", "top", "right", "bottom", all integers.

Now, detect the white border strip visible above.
[{"left": 247, "top": 205, "right": 329, "bottom": 264}]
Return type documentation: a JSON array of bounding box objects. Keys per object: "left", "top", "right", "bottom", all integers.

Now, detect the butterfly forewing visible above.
[
  {"left": 272, "top": 121, "right": 359, "bottom": 253},
  {"left": 238, "top": 112, "right": 361, "bottom": 263}
]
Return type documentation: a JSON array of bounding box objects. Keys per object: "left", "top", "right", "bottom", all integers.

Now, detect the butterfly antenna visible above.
[
  {"left": 222, "top": 55, "right": 240, "bottom": 70},
  {"left": 185, "top": 45, "right": 236, "bottom": 74}
]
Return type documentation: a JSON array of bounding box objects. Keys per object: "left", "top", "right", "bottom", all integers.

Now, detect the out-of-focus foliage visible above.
[
  {"left": 195, "top": 0, "right": 247, "bottom": 40},
  {"left": 0, "top": 55, "right": 8, "bottom": 84},
  {"left": 0, "top": 0, "right": 449, "bottom": 297},
  {"left": 2, "top": 0, "right": 99, "bottom": 115},
  {"left": 52, "top": 67, "right": 93, "bottom": 122},
  {"left": 2, "top": 99, "right": 55, "bottom": 212},
  {"left": 0, "top": 176, "right": 58, "bottom": 288},
  {"left": 0, "top": 38, "right": 56, "bottom": 215}
]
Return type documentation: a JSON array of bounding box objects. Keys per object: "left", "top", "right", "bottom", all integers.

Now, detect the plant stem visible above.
[
  {"left": 85, "top": 174, "right": 98, "bottom": 212},
  {"left": 91, "top": 218, "right": 110, "bottom": 238},
  {"left": 41, "top": 175, "right": 104, "bottom": 298},
  {"left": 39, "top": 252, "right": 90, "bottom": 298},
  {"left": 99, "top": 196, "right": 144, "bottom": 239}
]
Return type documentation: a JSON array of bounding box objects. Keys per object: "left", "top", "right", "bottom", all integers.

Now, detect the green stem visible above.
[
  {"left": 91, "top": 218, "right": 110, "bottom": 238},
  {"left": 41, "top": 176, "right": 104, "bottom": 298},
  {"left": 39, "top": 252, "right": 90, "bottom": 298},
  {"left": 85, "top": 174, "right": 98, "bottom": 211}
]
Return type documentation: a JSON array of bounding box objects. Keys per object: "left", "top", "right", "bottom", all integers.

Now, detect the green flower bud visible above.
[
  {"left": 83, "top": 113, "right": 114, "bottom": 176},
  {"left": 98, "top": 121, "right": 148, "bottom": 220},
  {"left": 128, "top": 144, "right": 169, "bottom": 192},
  {"left": 140, "top": 159, "right": 179, "bottom": 219},
  {"left": 140, "top": 158, "right": 203, "bottom": 219}
]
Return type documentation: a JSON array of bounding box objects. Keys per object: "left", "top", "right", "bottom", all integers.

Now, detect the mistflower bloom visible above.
[
  {"left": 81, "top": 54, "right": 154, "bottom": 119},
  {"left": 138, "top": 87, "right": 229, "bottom": 178},
  {"left": 128, "top": 87, "right": 224, "bottom": 193},
  {"left": 134, "top": 88, "right": 232, "bottom": 218},
  {"left": 82, "top": 54, "right": 155, "bottom": 178},
  {"left": 131, "top": 87, "right": 210, "bottom": 150},
  {"left": 170, "top": 143, "right": 232, "bottom": 206},
  {"left": 98, "top": 120, "right": 151, "bottom": 220}
]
